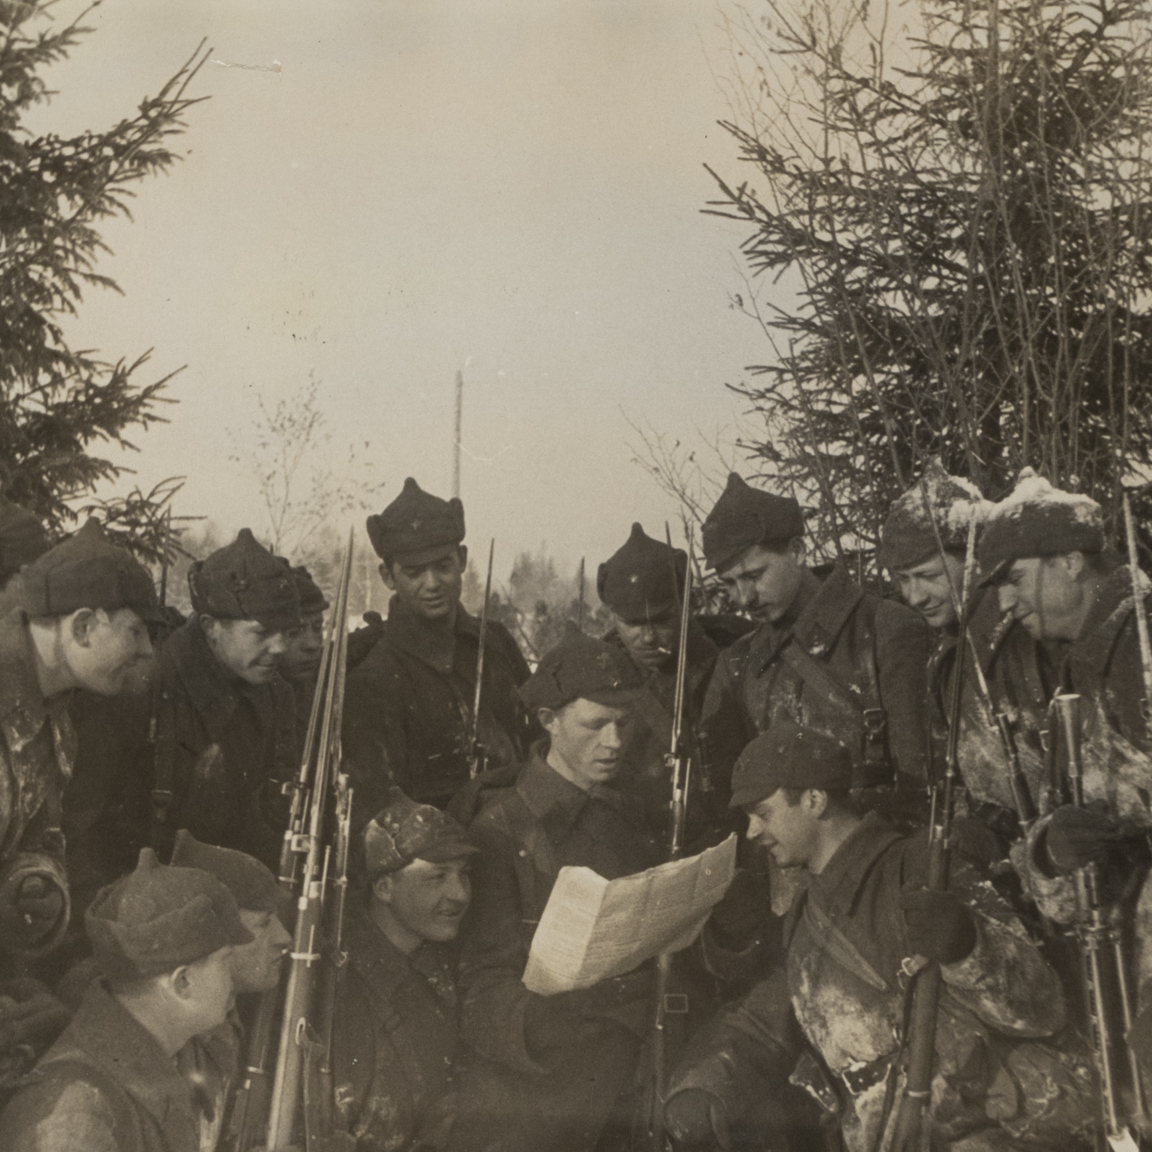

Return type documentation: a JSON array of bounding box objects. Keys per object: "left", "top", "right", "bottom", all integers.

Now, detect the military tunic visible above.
[
  {"left": 602, "top": 618, "right": 720, "bottom": 843},
  {"left": 449, "top": 747, "right": 660, "bottom": 1152},
  {"left": 342, "top": 596, "right": 533, "bottom": 813},
  {"left": 928, "top": 587, "right": 1049, "bottom": 838},
  {"left": 701, "top": 565, "right": 933, "bottom": 798},
  {"left": 674, "top": 813, "right": 1092, "bottom": 1152},
  {"left": 0, "top": 979, "right": 200, "bottom": 1152},
  {"left": 0, "top": 607, "right": 72, "bottom": 964},
  {"left": 142, "top": 620, "right": 296, "bottom": 870},
  {"left": 331, "top": 905, "right": 460, "bottom": 1151}
]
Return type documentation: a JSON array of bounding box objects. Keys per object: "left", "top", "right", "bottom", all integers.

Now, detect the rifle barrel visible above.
[
  {"left": 468, "top": 540, "right": 495, "bottom": 779},
  {"left": 265, "top": 531, "right": 354, "bottom": 1150}
]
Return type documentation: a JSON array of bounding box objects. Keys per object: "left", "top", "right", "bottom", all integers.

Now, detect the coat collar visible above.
[
  {"left": 515, "top": 741, "right": 627, "bottom": 844},
  {"left": 807, "top": 811, "right": 904, "bottom": 920},
  {"left": 46, "top": 979, "right": 198, "bottom": 1141},
  {"left": 1065, "top": 564, "right": 1144, "bottom": 685},
  {"left": 345, "top": 901, "right": 456, "bottom": 999},
  {"left": 0, "top": 607, "right": 71, "bottom": 759},
  {"left": 383, "top": 594, "right": 482, "bottom": 676},
  {"left": 751, "top": 564, "right": 863, "bottom": 673},
  {"left": 165, "top": 620, "right": 276, "bottom": 742}
]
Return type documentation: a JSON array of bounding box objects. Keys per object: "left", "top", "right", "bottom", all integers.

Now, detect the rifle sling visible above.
[{"left": 778, "top": 642, "right": 866, "bottom": 720}]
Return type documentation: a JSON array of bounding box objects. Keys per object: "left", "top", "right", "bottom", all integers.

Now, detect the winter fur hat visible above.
[
  {"left": 878, "top": 459, "right": 991, "bottom": 572},
  {"left": 978, "top": 468, "right": 1104, "bottom": 576}
]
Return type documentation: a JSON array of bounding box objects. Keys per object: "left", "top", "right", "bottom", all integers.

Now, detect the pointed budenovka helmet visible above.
[
  {"left": 878, "top": 458, "right": 991, "bottom": 573},
  {"left": 12, "top": 517, "right": 163, "bottom": 622},
  {"left": 701, "top": 473, "right": 805, "bottom": 572},
  {"left": 188, "top": 528, "right": 302, "bottom": 632},
  {"left": 366, "top": 478, "right": 466, "bottom": 566},
  {"left": 597, "top": 522, "right": 686, "bottom": 623},
  {"left": 85, "top": 847, "right": 253, "bottom": 982}
]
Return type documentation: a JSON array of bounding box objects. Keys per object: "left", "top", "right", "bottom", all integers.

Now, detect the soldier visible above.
[
  {"left": 597, "top": 522, "right": 721, "bottom": 841},
  {"left": 978, "top": 472, "right": 1152, "bottom": 1021},
  {"left": 168, "top": 830, "right": 292, "bottom": 1152},
  {"left": 0, "top": 848, "right": 253, "bottom": 1152},
  {"left": 879, "top": 461, "right": 1049, "bottom": 859},
  {"left": 664, "top": 722, "right": 1092, "bottom": 1152},
  {"left": 343, "top": 478, "right": 532, "bottom": 818},
  {"left": 0, "top": 520, "right": 159, "bottom": 1049},
  {"left": 145, "top": 529, "right": 300, "bottom": 868},
  {"left": 447, "top": 630, "right": 659, "bottom": 1152},
  {"left": 329, "top": 790, "right": 477, "bottom": 1152},
  {"left": 699, "top": 473, "right": 933, "bottom": 912},
  {"left": 278, "top": 564, "right": 328, "bottom": 752}
]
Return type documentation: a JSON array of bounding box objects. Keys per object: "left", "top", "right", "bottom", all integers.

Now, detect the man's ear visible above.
[
  {"left": 805, "top": 789, "right": 830, "bottom": 819},
  {"left": 171, "top": 965, "right": 192, "bottom": 999},
  {"left": 1058, "top": 551, "right": 1087, "bottom": 581},
  {"left": 456, "top": 544, "right": 468, "bottom": 572},
  {"left": 537, "top": 706, "right": 558, "bottom": 736},
  {"left": 372, "top": 873, "right": 395, "bottom": 905},
  {"left": 788, "top": 537, "right": 807, "bottom": 564},
  {"left": 379, "top": 562, "right": 397, "bottom": 592},
  {"left": 68, "top": 608, "right": 98, "bottom": 646}
]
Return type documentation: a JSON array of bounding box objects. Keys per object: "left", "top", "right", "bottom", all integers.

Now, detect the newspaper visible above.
[{"left": 522, "top": 834, "right": 738, "bottom": 995}]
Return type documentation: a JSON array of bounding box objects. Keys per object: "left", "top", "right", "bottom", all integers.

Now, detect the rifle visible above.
[
  {"left": 1056, "top": 693, "right": 1144, "bottom": 1150},
  {"left": 577, "top": 556, "right": 586, "bottom": 633},
  {"left": 917, "top": 482, "right": 1037, "bottom": 834},
  {"left": 262, "top": 531, "right": 356, "bottom": 1152},
  {"left": 1122, "top": 493, "right": 1152, "bottom": 727},
  {"left": 467, "top": 539, "right": 495, "bottom": 780},
  {"left": 888, "top": 510, "right": 978, "bottom": 1152},
  {"left": 645, "top": 527, "right": 695, "bottom": 1152}
]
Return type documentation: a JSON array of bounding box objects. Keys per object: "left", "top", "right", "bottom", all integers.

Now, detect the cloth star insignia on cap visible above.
[
  {"left": 595, "top": 651, "right": 612, "bottom": 668},
  {"left": 629, "top": 574, "right": 639, "bottom": 584},
  {"left": 410, "top": 519, "right": 422, "bottom": 530}
]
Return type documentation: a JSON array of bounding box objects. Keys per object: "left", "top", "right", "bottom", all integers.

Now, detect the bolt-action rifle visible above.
[
  {"left": 1056, "top": 693, "right": 1145, "bottom": 1151},
  {"left": 644, "top": 527, "right": 696, "bottom": 1152},
  {"left": 917, "top": 483, "right": 1037, "bottom": 834},
  {"left": 466, "top": 539, "right": 495, "bottom": 780},
  {"left": 237, "top": 530, "right": 356, "bottom": 1152},
  {"left": 889, "top": 510, "right": 978, "bottom": 1152}
]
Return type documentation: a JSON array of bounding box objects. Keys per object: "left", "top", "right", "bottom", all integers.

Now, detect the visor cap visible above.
[
  {"left": 520, "top": 627, "right": 645, "bottom": 711},
  {"left": 729, "top": 721, "right": 853, "bottom": 808},
  {"left": 364, "top": 788, "right": 478, "bottom": 877}
]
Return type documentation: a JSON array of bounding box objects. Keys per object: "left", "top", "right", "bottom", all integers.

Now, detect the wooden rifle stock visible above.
[
  {"left": 1056, "top": 694, "right": 1144, "bottom": 1148},
  {"left": 888, "top": 511, "right": 977, "bottom": 1151}
]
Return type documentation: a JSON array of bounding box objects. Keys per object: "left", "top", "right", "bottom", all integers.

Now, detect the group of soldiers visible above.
[{"left": 0, "top": 457, "right": 1146, "bottom": 1151}]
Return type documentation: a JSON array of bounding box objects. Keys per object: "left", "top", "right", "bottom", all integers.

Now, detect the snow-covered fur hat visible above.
[
  {"left": 878, "top": 459, "right": 990, "bottom": 572},
  {"left": 978, "top": 468, "right": 1103, "bottom": 574}
]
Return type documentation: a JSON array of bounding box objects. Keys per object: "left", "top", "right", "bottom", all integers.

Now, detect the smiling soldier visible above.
[
  {"left": 698, "top": 474, "right": 933, "bottom": 847},
  {"left": 664, "top": 722, "right": 1091, "bottom": 1152},
  {"left": 0, "top": 519, "right": 162, "bottom": 1071},
  {"left": 328, "top": 790, "right": 477, "bottom": 1152},
  {"left": 143, "top": 529, "right": 301, "bottom": 869},
  {"left": 343, "top": 478, "right": 533, "bottom": 824},
  {"left": 880, "top": 460, "right": 1049, "bottom": 859}
]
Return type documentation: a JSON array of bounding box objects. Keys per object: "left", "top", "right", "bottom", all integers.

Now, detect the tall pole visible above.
[{"left": 453, "top": 370, "right": 464, "bottom": 501}]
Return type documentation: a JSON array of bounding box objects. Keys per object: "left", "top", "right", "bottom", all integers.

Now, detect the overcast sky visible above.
[{"left": 31, "top": 0, "right": 784, "bottom": 581}]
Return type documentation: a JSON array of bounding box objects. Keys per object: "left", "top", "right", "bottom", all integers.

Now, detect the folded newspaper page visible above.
[{"left": 522, "top": 833, "right": 738, "bottom": 995}]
